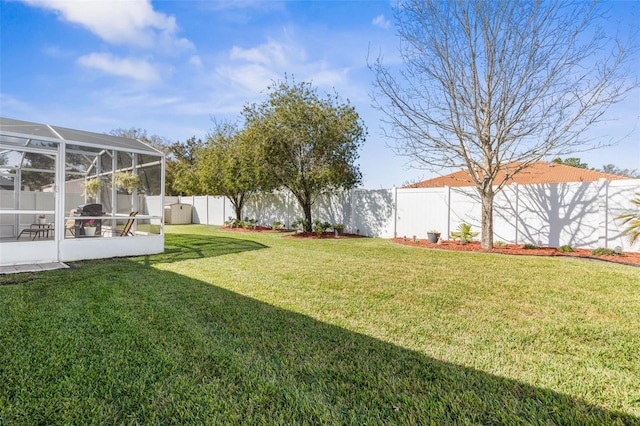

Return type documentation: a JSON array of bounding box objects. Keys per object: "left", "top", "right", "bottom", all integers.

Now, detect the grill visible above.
[{"left": 74, "top": 203, "right": 104, "bottom": 237}]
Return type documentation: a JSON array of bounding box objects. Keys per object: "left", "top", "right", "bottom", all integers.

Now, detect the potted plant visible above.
[
  {"left": 83, "top": 177, "right": 102, "bottom": 199},
  {"left": 37, "top": 214, "right": 46, "bottom": 225},
  {"left": 426, "top": 230, "right": 440, "bottom": 243},
  {"left": 333, "top": 223, "right": 345, "bottom": 236},
  {"left": 83, "top": 219, "right": 97, "bottom": 237},
  {"left": 114, "top": 172, "right": 140, "bottom": 193}
]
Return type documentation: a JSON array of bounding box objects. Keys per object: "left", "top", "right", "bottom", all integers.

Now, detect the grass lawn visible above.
[{"left": 1, "top": 224, "right": 639, "bottom": 424}]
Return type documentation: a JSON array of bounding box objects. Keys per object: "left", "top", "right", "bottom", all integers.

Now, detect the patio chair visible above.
[
  {"left": 65, "top": 209, "right": 77, "bottom": 236},
  {"left": 17, "top": 223, "right": 53, "bottom": 240},
  {"left": 117, "top": 211, "right": 138, "bottom": 236}
]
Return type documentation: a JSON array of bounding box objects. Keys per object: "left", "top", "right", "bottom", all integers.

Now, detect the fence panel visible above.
[{"left": 395, "top": 187, "right": 447, "bottom": 239}]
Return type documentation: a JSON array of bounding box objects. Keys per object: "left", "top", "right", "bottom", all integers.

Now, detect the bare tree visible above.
[{"left": 371, "top": 0, "right": 637, "bottom": 248}]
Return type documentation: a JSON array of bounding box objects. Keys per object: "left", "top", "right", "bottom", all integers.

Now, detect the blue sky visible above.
[{"left": 1, "top": 0, "right": 638, "bottom": 188}]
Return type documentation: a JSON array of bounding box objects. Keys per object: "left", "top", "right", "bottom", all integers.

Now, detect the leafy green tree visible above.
[
  {"left": 169, "top": 136, "right": 205, "bottom": 196},
  {"left": 243, "top": 79, "right": 366, "bottom": 231},
  {"left": 109, "top": 127, "right": 170, "bottom": 149},
  {"left": 109, "top": 128, "right": 176, "bottom": 195},
  {"left": 599, "top": 164, "right": 639, "bottom": 178},
  {"left": 552, "top": 158, "right": 589, "bottom": 169},
  {"left": 371, "top": 0, "right": 636, "bottom": 248},
  {"left": 197, "top": 122, "right": 269, "bottom": 221}
]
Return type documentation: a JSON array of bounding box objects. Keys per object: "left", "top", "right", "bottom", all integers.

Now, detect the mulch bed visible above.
[
  {"left": 219, "top": 226, "right": 364, "bottom": 239},
  {"left": 391, "top": 238, "right": 640, "bottom": 267},
  {"left": 220, "top": 225, "right": 286, "bottom": 233},
  {"left": 219, "top": 226, "right": 639, "bottom": 266}
]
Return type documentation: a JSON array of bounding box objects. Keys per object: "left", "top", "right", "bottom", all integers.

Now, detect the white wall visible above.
[{"left": 172, "top": 179, "right": 640, "bottom": 252}]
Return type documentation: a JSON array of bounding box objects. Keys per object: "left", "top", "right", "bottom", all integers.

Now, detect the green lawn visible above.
[{"left": 1, "top": 225, "right": 639, "bottom": 424}]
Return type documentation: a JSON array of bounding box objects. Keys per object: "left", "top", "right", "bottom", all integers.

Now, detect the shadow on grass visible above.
[
  {"left": 0, "top": 251, "right": 637, "bottom": 424},
  {"left": 141, "top": 233, "right": 268, "bottom": 265}
]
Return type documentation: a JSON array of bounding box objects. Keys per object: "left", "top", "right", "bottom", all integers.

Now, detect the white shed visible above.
[{"left": 164, "top": 203, "right": 192, "bottom": 224}]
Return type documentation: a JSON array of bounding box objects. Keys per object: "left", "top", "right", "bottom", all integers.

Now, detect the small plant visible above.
[
  {"left": 522, "top": 243, "right": 538, "bottom": 249},
  {"left": 494, "top": 240, "right": 507, "bottom": 247},
  {"left": 450, "top": 223, "right": 478, "bottom": 244},
  {"left": 412, "top": 235, "right": 419, "bottom": 243},
  {"left": 591, "top": 247, "right": 621, "bottom": 256},
  {"left": 225, "top": 217, "right": 241, "bottom": 228},
  {"left": 618, "top": 193, "right": 640, "bottom": 245},
  {"left": 84, "top": 219, "right": 97, "bottom": 228},
  {"left": 558, "top": 245, "right": 575, "bottom": 252},
  {"left": 243, "top": 217, "right": 258, "bottom": 229},
  {"left": 312, "top": 220, "right": 331, "bottom": 236},
  {"left": 38, "top": 214, "right": 46, "bottom": 219},
  {"left": 292, "top": 218, "right": 309, "bottom": 232},
  {"left": 333, "top": 223, "right": 345, "bottom": 236}
]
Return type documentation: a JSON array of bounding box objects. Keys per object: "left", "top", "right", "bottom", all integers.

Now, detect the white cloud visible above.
[
  {"left": 229, "top": 41, "right": 289, "bottom": 67},
  {"left": 218, "top": 36, "right": 354, "bottom": 95},
  {"left": 22, "top": 0, "right": 193, "bottom": 52},
  {"left": 372, "top": 14, "right": 390, "bottom": 29},
  {"left": 42, "top": 44, "right": 74, "bottom": 58},
  {"left": 189, "top": 55, "right": 203, "bottom": 68},
  {"left": 77, "top": 53, "right": 161, "bottom": 82},
  {"left": 216, "top": 63, "right": 279, "bottom": 93},
  {"left": 307, "top": 69, "right": 349, "bottom": 88}
]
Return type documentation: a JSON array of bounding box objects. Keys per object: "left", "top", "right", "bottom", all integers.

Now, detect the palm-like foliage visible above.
[
  {"left": 618, "top": 193, "right": 640, "bottom": 245},
  {"left": 450, "top": 223, "right": 479, "bottom": 244}
]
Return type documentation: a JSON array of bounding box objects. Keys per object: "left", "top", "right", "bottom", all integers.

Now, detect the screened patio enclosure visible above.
[{"left": 0, "top": 117, "right": 165, "bottom": 266}]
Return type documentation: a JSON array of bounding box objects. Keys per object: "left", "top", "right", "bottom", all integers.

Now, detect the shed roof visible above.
[
  {"left": 0, "top": 117, "right": 161, "bottom": 155},
  {"left": 404, "top": 161, "right": 633, "bottom": 188}
]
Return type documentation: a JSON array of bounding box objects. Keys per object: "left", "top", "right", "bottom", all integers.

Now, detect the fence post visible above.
[
  {"left": 393, "top": 186, "right": 397, "bottom": 238},
  {"left": 445, "top": 185, "right": 451, "bottom": 240},
  {"left": 513, "top": 183, "right": 519, "bottom": 245},
  {"left": 598, "top": 178, "right": 609, "bottom": 248}
]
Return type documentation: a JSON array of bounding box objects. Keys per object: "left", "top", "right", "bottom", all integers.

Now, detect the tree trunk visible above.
[
  {"left": 480, "top": 190, "right": 494, "bottom": 249},
  {"left": 302, "top": 202, "right": 313, "bottom": 232},
  {"left": 228, "top": 193, "right": 245, "bottom": 221}
]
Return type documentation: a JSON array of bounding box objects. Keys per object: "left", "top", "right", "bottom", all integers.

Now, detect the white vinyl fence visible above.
[{"left": 158, "top": 178, "right": 640, "bottom": 252}]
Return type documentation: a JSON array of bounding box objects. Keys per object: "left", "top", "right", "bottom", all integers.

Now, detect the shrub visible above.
[
  {"left": 225, "top": 217, "right": 241, "bottom": 228},
  {"left": 494, "top": 241, "right": 507, "bottom": 247},
  {"left": 558, "top": 245, "right": 575, "bottom": 252},
  {"left": 522, "top": 243, "right": 538, "bottom": 249},
  {"left": 591, "top": 248, "right": 621, "bottom": 256},
  {"left": 312, "top": 220, "right": 332, "bottom": 236},
  {"left": 292, "top": 218, "right": 309, "bottom": 232},
  {"left": 243, "top": 217, "right": 258, "bottom": 229},
  {"left": 272, "top": 221, "right": 282, "bottom": 229}
]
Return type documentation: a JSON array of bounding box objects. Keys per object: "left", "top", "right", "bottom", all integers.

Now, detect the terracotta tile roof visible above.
[{"left": 404, "top": 161, "right": 633, "bottom": 188}]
